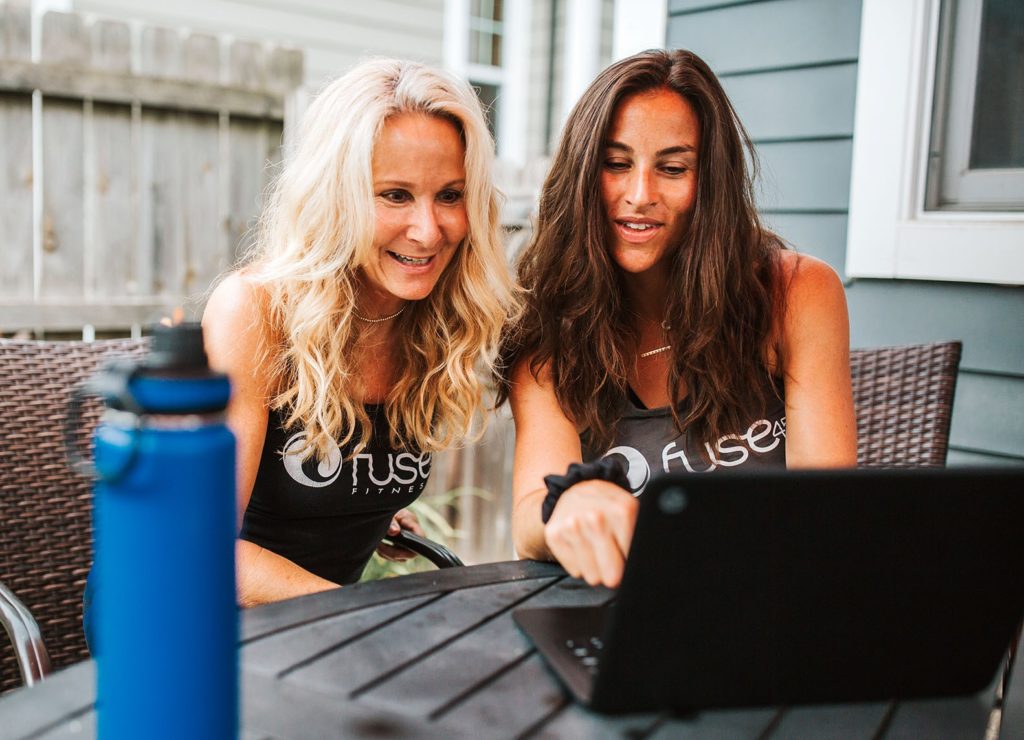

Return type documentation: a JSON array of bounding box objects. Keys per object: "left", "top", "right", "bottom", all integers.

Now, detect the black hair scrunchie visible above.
[{"left": 541, "top": 457, "right": 631, "bottom": 523}]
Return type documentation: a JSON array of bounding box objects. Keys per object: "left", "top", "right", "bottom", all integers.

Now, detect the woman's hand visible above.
[
  {"left": 544, "top": 480, "right": 639, "bottom": 588},
  {"left": 376, "top": 508, "right": 426, "bottom": 562}
]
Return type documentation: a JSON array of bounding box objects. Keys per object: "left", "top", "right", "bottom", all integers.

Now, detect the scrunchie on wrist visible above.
[{"left": 541, "top": 457, "right": 631, "bottom": 523}]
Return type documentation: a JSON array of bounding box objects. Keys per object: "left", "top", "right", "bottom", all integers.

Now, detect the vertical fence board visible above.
[
  {"left": 0, "top": 2, "right": 30, "bottom": 61},
  {"left": 0, "top": 4, "right": 32, "bottom": 300},
  {"left": 226, "top": 118, "right": 267, "bottom": 260},
  {"left": 139, "top": 25, "right": 182, "bottom": 79},
  {"left": 90, "top": 103, "right": 135, "bottom": 298},
  {"left": 39, "top": 13, "right": 88, "bottom": 299},
  {"left": 181, "top": 35, "right": 225, "bottom": 299},
  {"left": 0, "top": 92, "right": 33, "bottom": 300},
  {"left": 139, "top": 27, "right": 184, "bottom": 297},
  {"left": 182, "top": 112, "right": 221, "bottom": 297},
  {"left": 88, "top": 20, "right": 135, "bottom": 299},
  {"left": 184, "top": 33, "right": 221, "bottom": 85},
  {"left": 226, "top": 40, "right": 272, "bottom": 260},
  {"left": 228, "top": 40, "right": 267, "bottom": 91},
  {"left": 90, "top": 18, "right": 131, "bottom": 74},
  {"left": 139, "top": 110, "right": 184, "bottom": 296},
  {"left": 267, "top": 47, "right": 304, "bottom": 95}
]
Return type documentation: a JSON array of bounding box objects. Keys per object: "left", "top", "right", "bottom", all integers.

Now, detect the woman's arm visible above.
[
  {"left": 509, "top": 359, "right": 638, "bottom": 587},
  {"left": 202, "top": 274, "right": 339, "bottom": 607},
  {"left": 778, "top": 252, "right": 858, "bottom": 468}
]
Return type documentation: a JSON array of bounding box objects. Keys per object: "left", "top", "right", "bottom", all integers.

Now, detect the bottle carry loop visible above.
[{"left": 64, "top": 359, "right": 143, "bottom": 483}]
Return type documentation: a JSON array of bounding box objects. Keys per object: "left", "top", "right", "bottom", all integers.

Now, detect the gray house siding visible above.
[{"left": 668, "top": 0, "right": 1024, "bottom": 467}]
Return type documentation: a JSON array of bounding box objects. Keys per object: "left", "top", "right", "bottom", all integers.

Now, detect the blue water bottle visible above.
[{"left": 85, "top": 323, "right": 237, "bottom": 739}]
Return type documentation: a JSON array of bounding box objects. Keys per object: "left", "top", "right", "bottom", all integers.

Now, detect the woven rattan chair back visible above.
[
  {"left": 850, "top": 341, "right": 962, "bottom": 467},
  {"left": 0, "top": 338, "right": 148, "bottom": 693}
]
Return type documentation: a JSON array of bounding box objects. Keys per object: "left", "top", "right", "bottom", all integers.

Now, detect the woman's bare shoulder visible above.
[
  {"left": 206, "top": 271, "right": 266, "bottom": 315},
  {"left": 775, "top": 250, "right": 845, "bottom": 310},
  {"left": 774, "top": 250, "right": 849, "bottom": 353},
  {"left": 202, "top": 272, "right": 275, "bottom": 383}
]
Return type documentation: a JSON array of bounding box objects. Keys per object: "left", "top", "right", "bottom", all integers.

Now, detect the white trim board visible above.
[
  {"left": 845, "top": 0, "right": 1024, "bottom": 286},
  {"left": 613, "top": 0, "right": 667, "bottom": 61}
]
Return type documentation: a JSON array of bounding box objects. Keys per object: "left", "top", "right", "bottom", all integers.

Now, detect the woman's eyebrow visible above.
[
  {"left": 374, "top": 179, "right": 467, "bottom": 188},
  {"left": 656, "top": 145, "right": 696, "bottom": 156},
  {"left": 604, "top": 141, "right": 696, "bottom": 156}
]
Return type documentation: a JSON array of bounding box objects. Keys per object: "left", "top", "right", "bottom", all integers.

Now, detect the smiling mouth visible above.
[
  {"left": 388, "top": 251, "right": 433, "bottom": 266},
  {"left": 616, "top": 221, "right": 662, "bottom": 231}
]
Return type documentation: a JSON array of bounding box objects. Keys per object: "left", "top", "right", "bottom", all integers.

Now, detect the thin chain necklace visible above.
[
  {"left": 352, "top": 305, "right": 406, "bottom": 323},
  {"left": 638, "top": 317, "right": 671, "bottom": 358},
  {"left": 639, "top": 344, "right": 671, "bottom": 358}
]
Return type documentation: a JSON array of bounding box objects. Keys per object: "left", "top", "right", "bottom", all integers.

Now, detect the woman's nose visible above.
[
  {"left": 407, "top": 202, "right": 442, "bottom": 247},
  {"left": 625, "top": 168, "right": 656, "bottom": 208}
]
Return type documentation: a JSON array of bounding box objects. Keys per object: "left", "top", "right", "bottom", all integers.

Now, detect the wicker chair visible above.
[
  {"left": 850, "top": 341, "right": 963, "bottom": 467},
  {"left": 0, "top": 338, "right": 148, "bottom": 694},
  {"left": 0, "top": 336, "right": 463, "bottom": 693}
]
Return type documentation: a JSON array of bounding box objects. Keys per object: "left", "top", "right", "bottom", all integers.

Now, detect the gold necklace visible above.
[
  {"left": 352, "top": 305, "right": 406, "bottom": 323},
  {"left": 639, "top": 344, "right": 671, "bottom": 358}
]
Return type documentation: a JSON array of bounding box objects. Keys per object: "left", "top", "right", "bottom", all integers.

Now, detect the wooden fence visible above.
[{"left": 0, "top": 4, "right": 302, "bottom": 332}]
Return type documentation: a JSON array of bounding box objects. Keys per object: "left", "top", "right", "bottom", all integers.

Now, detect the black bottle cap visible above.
[{"left": 144, "top": 322, "right": 210, "bottom": 371}]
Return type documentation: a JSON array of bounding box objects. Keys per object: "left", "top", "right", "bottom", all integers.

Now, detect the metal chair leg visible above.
[{"left": 0, "top": 580, "right": 52, "bottom": 687}]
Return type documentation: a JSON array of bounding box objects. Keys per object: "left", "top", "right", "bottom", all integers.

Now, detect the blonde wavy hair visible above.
[{"left": 245, "top": 58, "right": 515, "bottom": 460}]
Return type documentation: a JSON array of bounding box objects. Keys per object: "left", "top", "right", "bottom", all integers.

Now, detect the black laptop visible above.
[{"left": 513, "top": 468, "right": 1024, "bottom": 714}]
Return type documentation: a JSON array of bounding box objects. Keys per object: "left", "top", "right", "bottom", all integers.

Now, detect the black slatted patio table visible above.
[{"left": 0, "top": 560, "right": 1010, "bottom": 738}]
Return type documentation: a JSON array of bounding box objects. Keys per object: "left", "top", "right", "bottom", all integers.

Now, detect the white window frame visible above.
[
  {"left": 444, "top": 0, "right": 530, "bottom": 168},
  {"left": 846, "top": 0, "right": 1024, "bottom": 286}
]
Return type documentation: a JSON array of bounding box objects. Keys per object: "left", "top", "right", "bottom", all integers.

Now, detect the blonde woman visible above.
[{"left": 202, "top": 59, "right": 514, "bottom": 607}]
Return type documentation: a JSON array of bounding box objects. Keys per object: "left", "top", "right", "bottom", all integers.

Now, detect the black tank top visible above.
[
  {"left": 241, "top": 406, "right": 430, "bottom": 585},
  {"left": 583, "top": 385, "right": 787, "bottom": 495}
]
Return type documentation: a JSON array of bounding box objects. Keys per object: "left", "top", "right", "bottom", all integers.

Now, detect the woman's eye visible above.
[
  {"left": 661, "top": 165, "right": 688, "bottom": 176},
  {"left": 603, "top": 159, "right": 629, "bottom": 172},
  {"left": 380, "top": 190, "right": 412, "bottom": 204},
  {"left": 437, "top": 189, "right": 464, "bottom": 205}
]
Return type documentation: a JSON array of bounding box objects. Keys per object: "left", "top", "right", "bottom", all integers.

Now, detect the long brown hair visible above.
[{"left": 497, "top": 48, "right": 785, "bottom": 452}]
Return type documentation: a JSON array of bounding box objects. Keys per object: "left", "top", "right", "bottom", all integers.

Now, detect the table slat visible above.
[
  {"left": 243, "top": 594, "right": 436, "bottom": 676},
  {"left": 282, "top": 577, "right": 557, "bottom": 696},
  {"left": 357, "top": 576, "right": 610, "bottom": 718},
  {"left": 0, "top": 661, "right": 94, "bottom": 739},
  {"left": 242, "top": 561, "right": 564, "bottom": 641},
  {"left": 883, "top": 694, "right": 993, "bottom": 738},
  {"left": 533, "top": 704, "right": 666, "bottom": 738},
  {"left": 438, "top": 653, "right": 572, "bottom": 737},
  {"left": 650, "top": 707, "right": 780, "bottom": 738},
  {"left": 768, "top": 702, "right": 892, "bottom": 738},
  {"left": 243, "top": 671, "right": 464, "bottom": 739}
]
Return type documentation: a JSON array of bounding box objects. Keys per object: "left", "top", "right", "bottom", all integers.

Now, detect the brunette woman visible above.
[{"left": 499, "top": 49, "right": 856, "bottom": 588}]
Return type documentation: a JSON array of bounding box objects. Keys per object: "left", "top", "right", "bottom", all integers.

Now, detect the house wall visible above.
[
  {"left": 69, "top": 0, "right": 445, "bottom": 87},
  {"left": 667, "top": 0, "right": 1024, "bottom": 466}
]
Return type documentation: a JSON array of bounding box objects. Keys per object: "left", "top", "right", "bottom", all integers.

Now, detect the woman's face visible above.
[
  {"left": 360, "top": 112, "right": 468, "bottom": 315},
  {"left": 600, "top": 88, "right": 700, "bottom": 277}
]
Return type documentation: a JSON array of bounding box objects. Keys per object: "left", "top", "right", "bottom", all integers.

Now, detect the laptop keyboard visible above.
[{"left": 564, "top": 635, "right": 604, "bottom": 675}]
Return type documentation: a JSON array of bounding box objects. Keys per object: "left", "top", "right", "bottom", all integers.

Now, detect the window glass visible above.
[
  {"left": 469, "top": 0, "right": 503, "bottom": 67},
  {"left": 970, "top": 0, "right": 1024, "bottom": 169},
  {"left": 927, "top": 0, "right": 1024, "bottom": 210}
]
